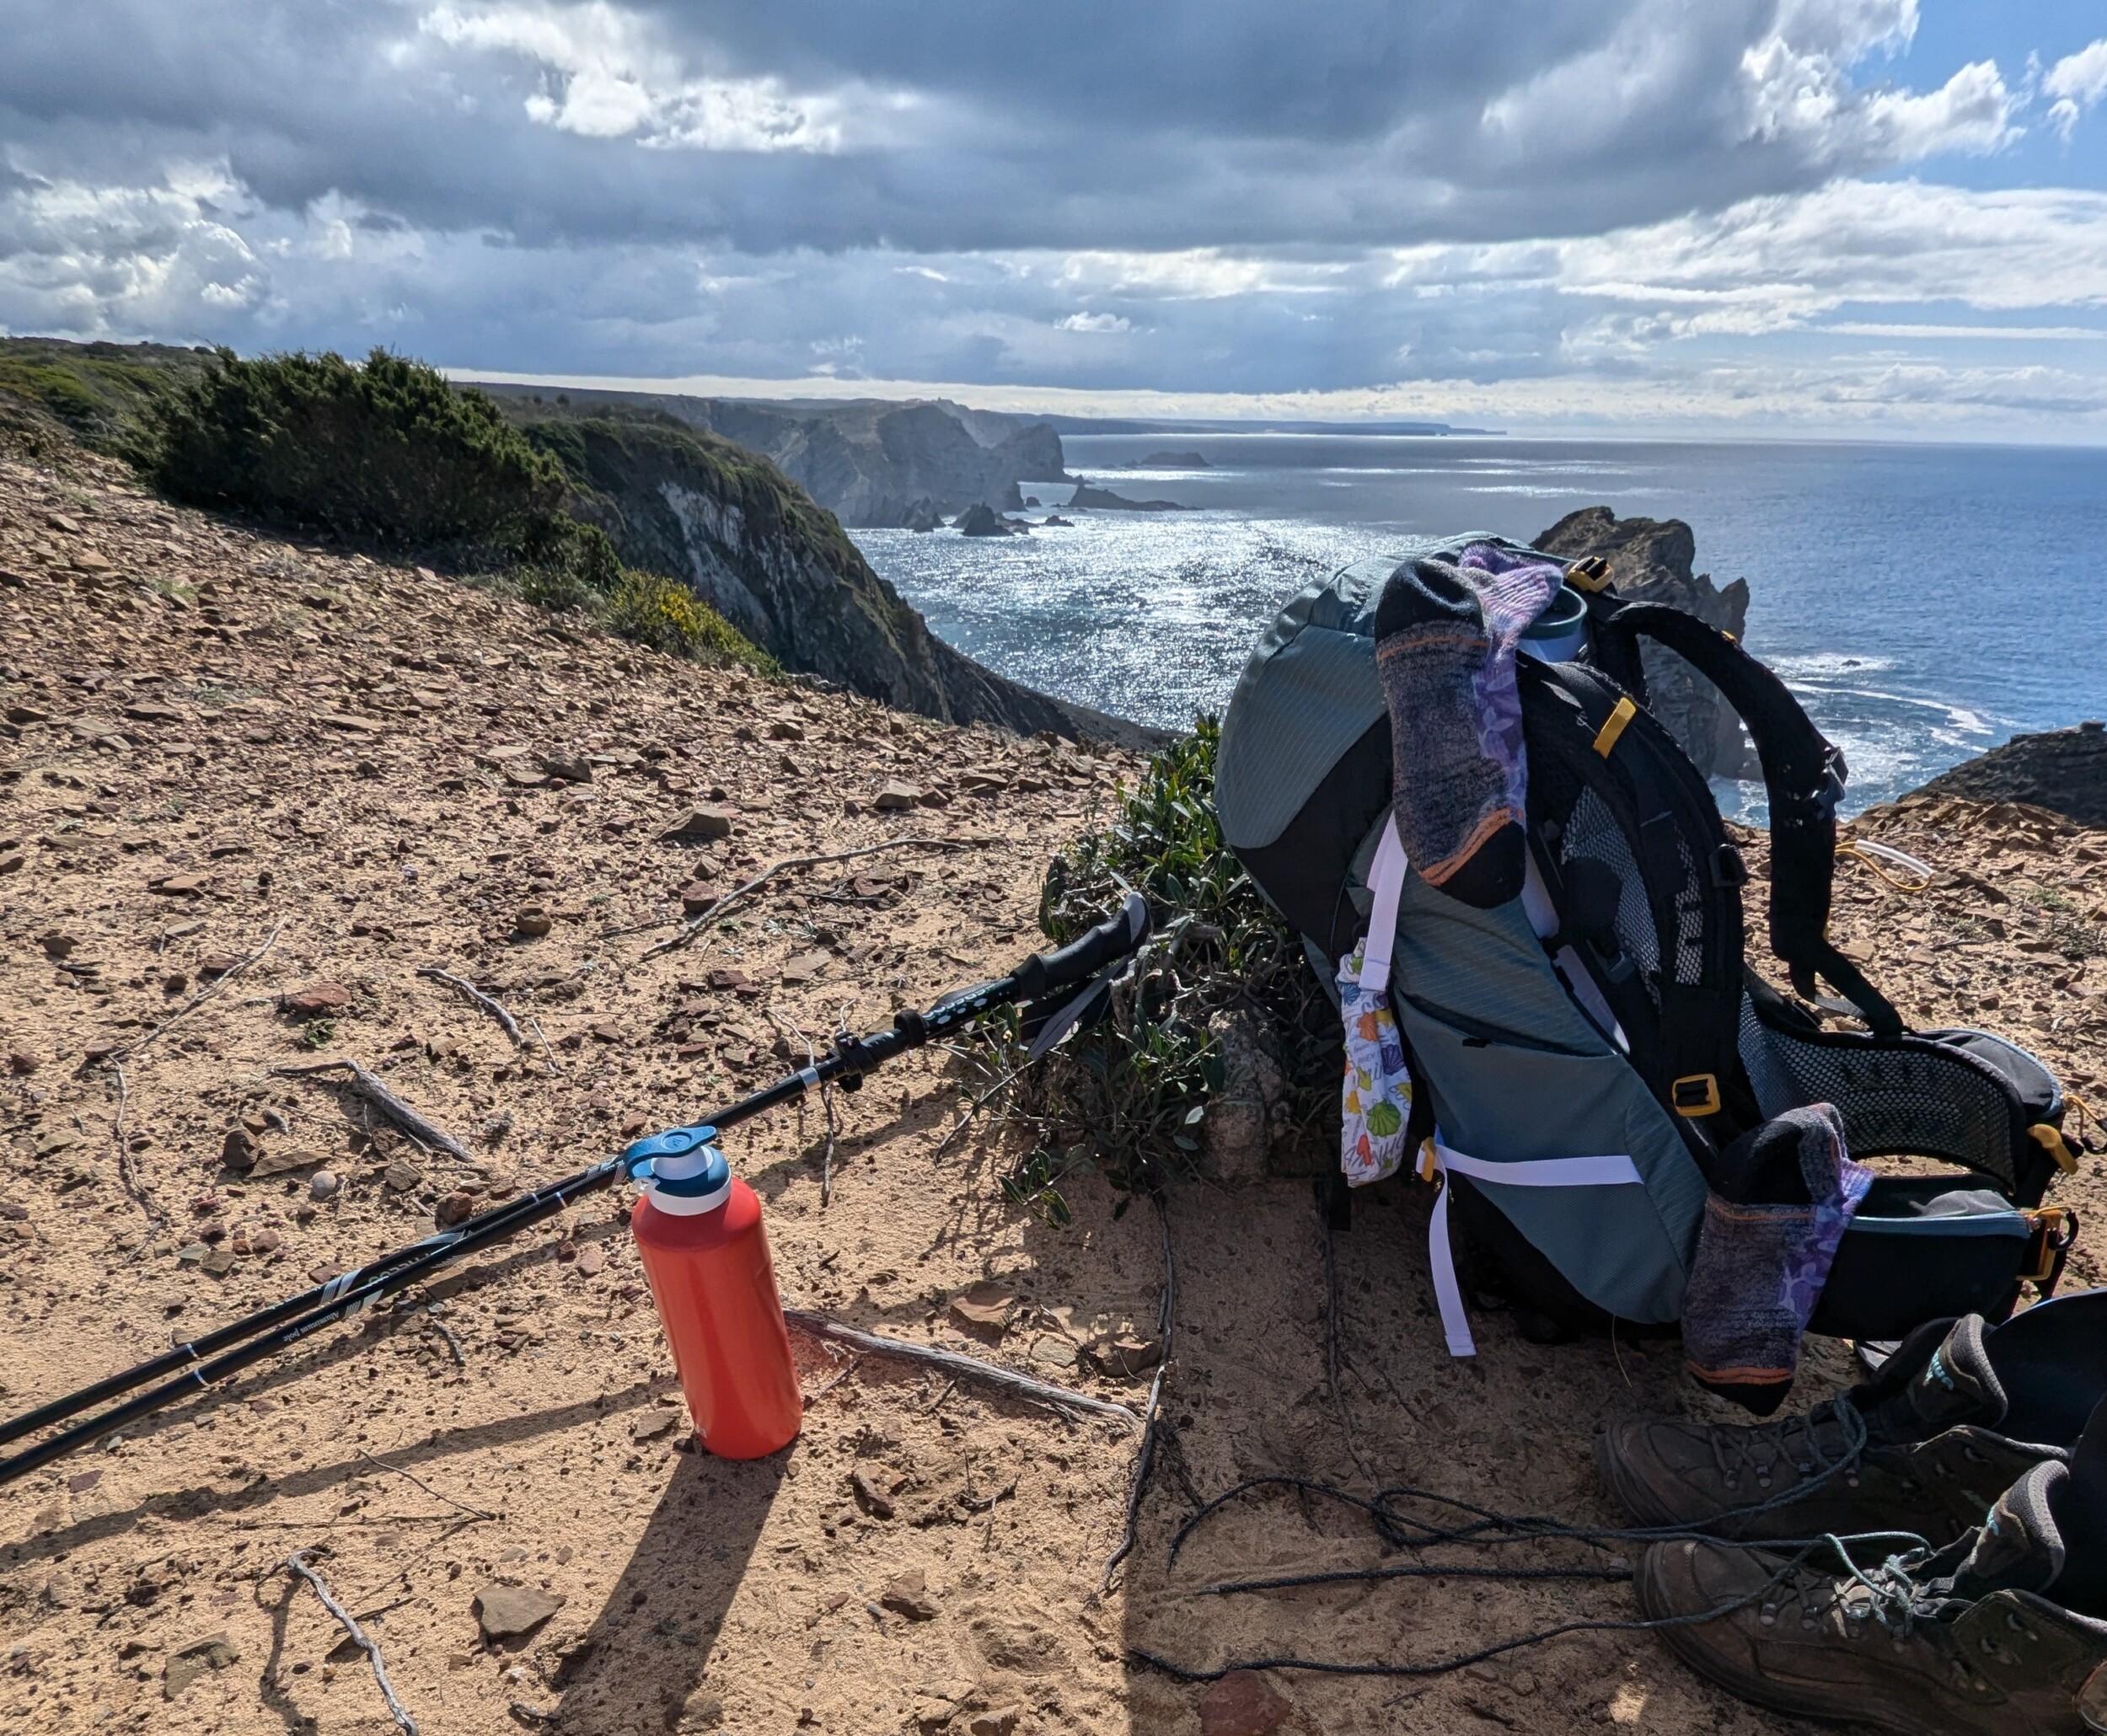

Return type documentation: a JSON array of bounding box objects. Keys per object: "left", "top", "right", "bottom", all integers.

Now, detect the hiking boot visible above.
[
  {"left": 1597, "top": 1309, "right": 2085, "bottom": 1544},
  {"left": 1637, "top": 1459, "right": 2107, "bottom": 1735}
]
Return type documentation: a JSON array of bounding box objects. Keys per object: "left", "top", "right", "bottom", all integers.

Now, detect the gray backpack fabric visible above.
[{"left": 1217, "top": 542, "right": 2079, "bottom": 1342}]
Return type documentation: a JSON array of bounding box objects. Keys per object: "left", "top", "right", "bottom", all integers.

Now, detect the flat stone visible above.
[
  {"left": 850, "top": 1469, "right": 896, "bottom": 1519},
  {"left": 249, "top": 1146, "right": 325, "bottom": 1180},
  {"left": 576, "top": 1244, "right": 606, "bottom": 1277},
  {"left": 4, "top": 705, "right": 49, "bottom": 726},
  {"left": 164, "top": 1634, "right": 238, "bottom": 1700},
  {"left": 659, "top": 805, "right": 737, "bottom": 843},
  {"left": 679, "top": 881, "right": 721, "bottom": 915},
  {"left": 780, "top": 951, "right": 830, "bottom": 984},
  {"left": 874, "top": 782, "right": 924, "bottom": 811},
  {"left": 878, "top": 1570, "right": 938, "bottom": 1622},
  {"left": 767, "top": 719, "right": 806, "bottom": 741},
  {"left": 124, "top": 702, "right": 185, "bottom": 722},
  {"left": 948, "top": 1282, "right": 1015, "bottom": 1333},
  {"left": 317, "top": 711, "right": 383, "bottom": 734},
  {"left": 282, "top": 981, "right": 351, "bottom": 1015},
  {"left": 634, "top": 1409, "right": 679, "bottom": 1442},
  {"left": 149, "top": 872, "right": 209, "bottom": 896},
  {"left": 198, "top": 954, "right": 241, "bottom": 977},
  {"left": 1197, "top": 1670, "right": 1293, "bottom": 1736},
  {"left": 383, "top": 1160, "right": 425, "bottom": 1193},
  {"left": 473, "top": 1583, "right": 566, "bottom": 1642},
  {"left": 200, "top": 1247, "right": 237, "bottom": 1278}
]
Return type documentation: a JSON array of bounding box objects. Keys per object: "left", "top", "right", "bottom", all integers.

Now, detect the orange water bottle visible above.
[{"left": 626, "top": 1125, "right": 802, "bottom": 1459}]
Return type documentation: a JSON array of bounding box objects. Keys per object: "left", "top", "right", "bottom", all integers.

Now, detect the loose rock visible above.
[
  {"left": 878, "top": 1570, "right": 939, "bottom": 1622},
  {"left": 1197, "top": 1671, "right": 1293, "bottom": 1736},
  {"left": 474, "top": 1583, "right": 566, "bottom": 1642},
  {"left": 281, "top": 982, "right": 352, "bottom": 1016}
]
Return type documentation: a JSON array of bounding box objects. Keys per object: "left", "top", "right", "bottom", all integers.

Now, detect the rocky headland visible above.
[
  {"left": 482, "top": 385, "right": 1069, "bottom": 531},
  {"left": 1533, "top": 506, "right": 1756, "bottom": 780}
]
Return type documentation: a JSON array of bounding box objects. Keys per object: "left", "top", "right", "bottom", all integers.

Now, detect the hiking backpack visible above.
[{"left": 1215, "top": 536, "right": 2083, "bottom": 1354}]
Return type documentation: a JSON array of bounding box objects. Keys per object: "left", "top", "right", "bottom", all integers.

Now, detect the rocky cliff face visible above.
[
  {"left": 523, "top": 412, "right": 1157, "bottom": 747},
  {"left": 489, "top": 384, "right": 1068, "bottom": 528},
  {"left": 1905, "top": 722, "right": 2107, "bottom": 828},
  {"left": 1533, "top": 507, "right": 1756, "bottom": 780}
]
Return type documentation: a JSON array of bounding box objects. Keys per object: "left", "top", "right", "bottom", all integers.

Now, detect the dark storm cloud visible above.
[
  {"left": 0, "top": 0, "right": 2013, "bottom": 255},
  {"left": 9, "top": 0, "right": 2104, "bottom": 431}
]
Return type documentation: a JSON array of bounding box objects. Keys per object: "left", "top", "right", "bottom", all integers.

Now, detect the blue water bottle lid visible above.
[{"left": 623, "top": 1124, "right": 732, "bottom": 1217}]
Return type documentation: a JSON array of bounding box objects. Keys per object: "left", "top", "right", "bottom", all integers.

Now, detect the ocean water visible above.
[{"left": 851, "top": 436, "right": 2107, "bottom": 817}]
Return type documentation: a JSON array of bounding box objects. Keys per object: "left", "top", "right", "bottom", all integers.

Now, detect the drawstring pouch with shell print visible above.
[{"left": 1339, "top": 817, "right": 1413, "bottom": 1187}]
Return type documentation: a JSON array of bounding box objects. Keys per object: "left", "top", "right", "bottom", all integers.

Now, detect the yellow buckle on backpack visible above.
[
  {"left": 1671, "top": 1074, "right": 1721, "bottom": 1117},
  {"left": 1593, "top": 696, "right": 1638, "bottom": 758},
  {"left": 2024, "top": 1208, "right": 2075, "bottom": 1284},
  {"left": 1566, "top": 555, "right": 1612, "bottom": 593},
  {"left": 2029, "top": 1123, "right": 2081, "bottom": 1175}
]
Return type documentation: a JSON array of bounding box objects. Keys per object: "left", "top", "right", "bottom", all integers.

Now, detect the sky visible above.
[{"left": 6, "top": 3, "right": 2107, "bottom": 436}]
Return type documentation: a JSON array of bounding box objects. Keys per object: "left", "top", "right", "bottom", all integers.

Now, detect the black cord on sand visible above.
[{"left": 1133, "top": 1397, "right": 1917, "bottom": 1681}]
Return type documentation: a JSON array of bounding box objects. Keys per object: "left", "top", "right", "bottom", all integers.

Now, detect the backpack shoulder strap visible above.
[{"left": 1584, "top": 594, "right": 1903, "bottom": 1037}]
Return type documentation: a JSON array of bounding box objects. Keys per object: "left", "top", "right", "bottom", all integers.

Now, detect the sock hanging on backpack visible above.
[
  {"left": 1681, "top": 1102, "right": 1872, "bottom": 1414},
  {"left": 1374, "top": 544, "right": 1562, "bottom": 907}
]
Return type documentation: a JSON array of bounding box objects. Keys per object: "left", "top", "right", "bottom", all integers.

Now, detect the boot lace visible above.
[{"left": 1700, "top": 1396, "right": 1873, "bottom": 1523}]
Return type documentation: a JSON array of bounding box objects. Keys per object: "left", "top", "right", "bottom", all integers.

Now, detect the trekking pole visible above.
[{"left": 0, "top": 896, "right": 1150, "bottom": 1486}]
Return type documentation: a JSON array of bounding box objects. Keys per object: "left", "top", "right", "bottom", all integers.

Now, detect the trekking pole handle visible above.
[{"left": 1011, "top": 892, "right": 1150, "bottom": 1001}]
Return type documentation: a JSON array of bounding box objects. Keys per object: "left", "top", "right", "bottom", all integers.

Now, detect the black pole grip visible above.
[{"left": 1013, "top": 892, "right": 1150, "bottom": 1001}]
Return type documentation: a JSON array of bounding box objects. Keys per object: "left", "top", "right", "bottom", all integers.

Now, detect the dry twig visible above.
[
  {"left": 527, "top": 1015, "right": 562, "bottom": 1075},
  {"left": 282, "top": 1549, "right": 418, "bottom": 1734},
  {"left": 783, "top": 1310, "right": 1136, "bottom": 1424},
  {"left": 768, "top": 1008, "right": 840, "bottom": 1207},
  {"left": 110, "top": 919, "right": 285, "bottom": 1061},
  {"left": 271, "top": 1059, "right": 470, "bottom": 1160},
  {"left": 639, "top": 837, "right": 972, "bottom": 957},
  {"left": 1101, "top": 1190, "right": 1177, "bottom": 1593},
  {"left": 355, "top": 1448, "right": 495, "bottom": 1521},
  {"left": 416, "top": 967, "right": 523, "bottom": 1046},
  {"left": 107, "top": 1059, "right": 160, "bottom": 1230}
]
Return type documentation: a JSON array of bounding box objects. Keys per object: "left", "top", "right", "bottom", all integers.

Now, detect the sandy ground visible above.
[{"left": 1, "top": 437, "right": 2104, "bottom": 1736}]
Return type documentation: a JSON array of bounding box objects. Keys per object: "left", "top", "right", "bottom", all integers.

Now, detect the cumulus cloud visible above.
[
  {"left": 2045, "top": 39, "right": 2107, "bottom": 142},
  {"left": 3, "top": 1, "right": 2104, "bottom": 433}
]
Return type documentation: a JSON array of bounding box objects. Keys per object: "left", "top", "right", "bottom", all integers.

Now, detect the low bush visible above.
[
  {"left": 146, "top": 347, "right": 564, "bottom": 545},
  {"left": 991, "top": 718, "right": 1337, "bottom": 1214},
  {"left": 602, "top": 571, "right": 776, "bottom": 672}
]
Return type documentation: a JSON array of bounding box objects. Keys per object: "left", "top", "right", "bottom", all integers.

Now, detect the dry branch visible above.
[
  {"left": 640, "top": 836, "right": 973, "bottom": 958},
  {"left": 355, "top": 1448, "right": 495, "bottom": 1521},
  {"left": 110, "top": 919, "right": 285, "bottom": 1061},
  {"left": 283, "top": 1549, "right": 418, "bottom": 1734},
  {"left": 783, "top": 1310, "right": 1137, "bottom": 1425},
  {"left": 416, "top": 967, "right": 523, "bottom": 1045},
  {"left": 271, "top": 1059, "right": 470, "bottom": 1160}
]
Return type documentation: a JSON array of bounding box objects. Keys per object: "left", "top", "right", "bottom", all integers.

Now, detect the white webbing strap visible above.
[
  {"left": 1357, "top": 817, "right": 1407, "bottom": 992},
  {"left": 1423, "top": 1139, "right": 1645, "bottom": 1358}
]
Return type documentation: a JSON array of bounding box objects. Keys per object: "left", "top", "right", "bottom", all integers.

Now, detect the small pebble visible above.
[{"left": 308, "top": 1171, "right": 340, "bottom": 1202}]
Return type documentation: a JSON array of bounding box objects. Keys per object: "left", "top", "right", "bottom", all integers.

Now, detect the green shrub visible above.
[
  {"left": 602, "top": 571, "right": 775, "bottom": 672},
  {"left": 516, "top": 517, "right": 624, "bottom": 612},
  {"left": 146, "top": 347, "right": 565, "bottom": 544},
  {"left": 992, "top": 719, "right": 1336, "bottom": 1209}
]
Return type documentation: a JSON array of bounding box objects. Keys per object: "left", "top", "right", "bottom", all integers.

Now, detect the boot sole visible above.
[{"left": 1634, "top": 1547, "right": 1924, "bottom": 1736}]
